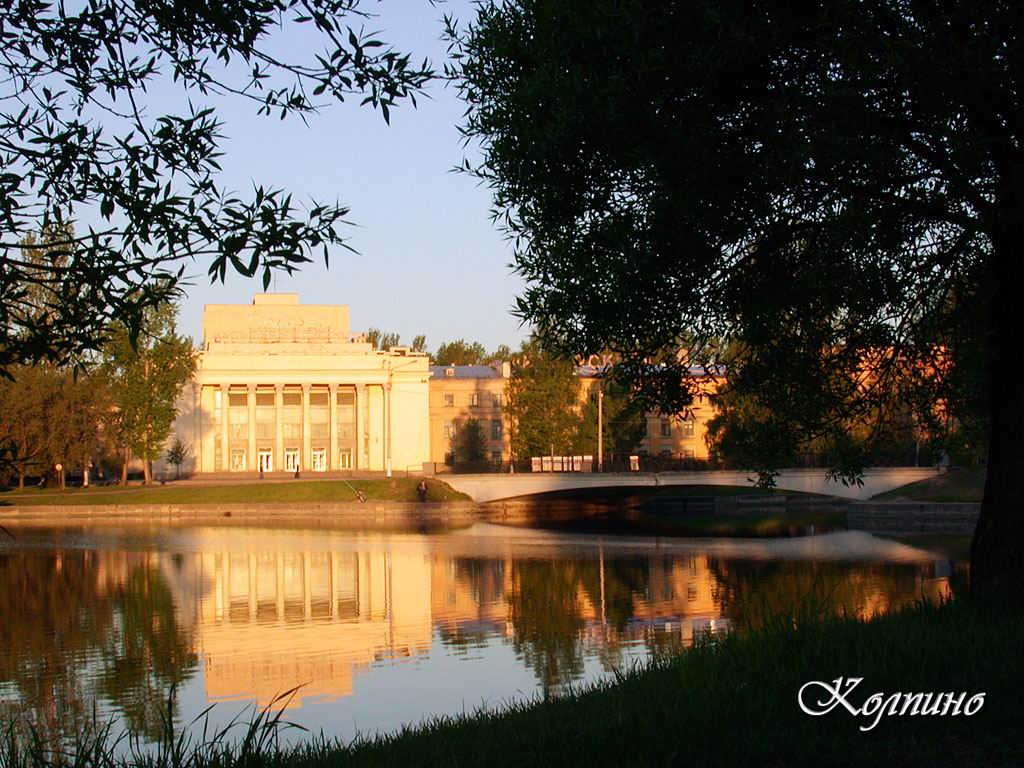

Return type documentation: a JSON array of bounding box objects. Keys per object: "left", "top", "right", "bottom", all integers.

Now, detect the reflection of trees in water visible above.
[
  {"left": 707, "top": 559, "right": 951, "bottom": 630},
  {"left": 0, "top": 550, "right": 198, "bottom": 742},
  {"left": 509, "top": 559, "right": 588, "bottom": 695},
  {"left": 508, "top": 556, "right": 653, "bottom": 695},
  {"left": 94, "top": 566, "right": 199, "bottom": 741},
  {"left": 0, "top": 551, "right": 114, "bottom": 739}
]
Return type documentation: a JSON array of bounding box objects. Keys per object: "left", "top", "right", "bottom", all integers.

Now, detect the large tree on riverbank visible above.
[
  {"left": 506, "top": 340, "right": 580, "bottom": 459},
  {"left": 450, "top": 0, "right": 1023, "bottom": 596},
  {"left": 102, "top": 303, "right": 195, "bottom": 484}
]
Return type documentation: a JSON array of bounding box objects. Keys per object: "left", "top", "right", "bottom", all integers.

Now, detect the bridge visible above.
[{"left": 441, "top": 467, "right": 938, "bottom": 503}]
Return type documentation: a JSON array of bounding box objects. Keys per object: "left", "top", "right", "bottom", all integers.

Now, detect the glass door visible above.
[
  {"left": 311, "top": 448, "right": 327, "bottom": 472},
  {"left": 284, "top": 449, "right": 300, "bottom": 472},
  {"left": 258, "top": 449, "right": 273, "bottom": 473}
]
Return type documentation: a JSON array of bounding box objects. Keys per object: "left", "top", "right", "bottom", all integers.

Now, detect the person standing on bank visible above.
[{"left": 417, "top": 480, "right": 428, "bottom": 502}]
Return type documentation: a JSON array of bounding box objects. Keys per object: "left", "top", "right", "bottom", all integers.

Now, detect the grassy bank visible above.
[
  {"left": 873, "top": 467, "right": 985, "bottom": 502},
  {"left": 0, "top": 478, "right": 469, "bottom": 506},
  {"left": 4, "top": 598, "right": 1021, "bottom": 767}
]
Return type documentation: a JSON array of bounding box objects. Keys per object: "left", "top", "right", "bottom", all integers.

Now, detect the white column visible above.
[
  {"left": 301, "top": 383, "right": 311, "bottom": 473},
  {"left": 384, "top": 382, "right": 392, "bottom": 478},
  {"left": 329, "top": 383, "right": 338, "bottom": 470},
  {"left": 355, "top": 383, "right": 366, "bottom": 470},
  {"left": 220, "top": 384, "right": 229, "bottom": 471},
  {"left": 247, "top": 383, "right": 257, "bottom": 471},
  {"left": 274, "top": 384, "right": 284, "bottom": 473},
  {"left": 192, "top": 383, "right": 202, "bottom": 473}
]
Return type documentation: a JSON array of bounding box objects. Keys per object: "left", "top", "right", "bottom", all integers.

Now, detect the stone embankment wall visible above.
[
  {"left": 1, "top": 499, "right": 981, "bottom": 534},
  {"left": 846, "top": 502, "right": 980, "bottom": 534},
  {"left": 0, "top": 502, "right": 481, "bottom": 530}
]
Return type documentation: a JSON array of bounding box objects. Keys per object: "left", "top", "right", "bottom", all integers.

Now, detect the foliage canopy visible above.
[
  {"left": 1, "top": 0, "right": 431, "bottom": 371},
  {"left": 451, "top": 0, "right": 1024, "bottom": 593}
]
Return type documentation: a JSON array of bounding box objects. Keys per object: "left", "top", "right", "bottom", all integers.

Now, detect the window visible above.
[
  {"left": 492, "top": 393, "right": 503, "bottom": 407},
  {"left": 683, "top": 449, "right": 696, "bottom": 459},
  {"left": 491, "top": 451, "right": 502, "bottom": 464},
  {"left": 469, "top": 393, "right": 479, "bottom": 407},
  {"left": 444, "top": 420, "right": 455, "bottom": 438},
  {"left": 337, "top": 391, "right": 355, "bottom": 439},
  {"left": 491, "top": 419, "right": 502, "bottom": 439},
  {"left": 681, "top": 419, "right": 695, "bottom": 437},
  {"left": 445, "top": 367, "right": 455, "bottom": 377},
  {"left": 230, "top": 449, "right": 246, "bottom": 471},
  {"left": 660, "top": 419, "right": 672, "bottom": 438},
  {"left": 256, "top": 419, "right": 275, "bottom": 439},
  {"left": 444, "top": 393, "right": 455, "bottom": 407},
  {"left": 338, "top": 448, "right": 352, "bottom": 469}
]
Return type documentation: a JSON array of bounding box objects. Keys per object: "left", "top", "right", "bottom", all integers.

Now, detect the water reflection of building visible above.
[
  {"left": 0, "top": 529, "right": 960, "bottom": 720},
  {"left": 184, "top": 543, "right": 953, "bottom": 706},
  {"left": 193, "top": 537, "right": 434, "bottom": 708}
]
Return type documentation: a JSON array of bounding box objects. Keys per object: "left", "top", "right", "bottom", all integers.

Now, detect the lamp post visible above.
[{"left": 597, "top": 379, "right": 604, "bottom": 473}]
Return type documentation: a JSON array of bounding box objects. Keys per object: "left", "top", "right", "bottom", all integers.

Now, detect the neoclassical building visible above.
[
  {"left": 165, "top": 293, "right": 720, "bottom": 476},
  {"left": 170, "top": 294, "right": 431, "bottom": 475}
]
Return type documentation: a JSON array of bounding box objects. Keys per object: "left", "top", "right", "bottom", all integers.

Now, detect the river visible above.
[{"left": 0, "top": 521, "right": 965, "bottom": 746}]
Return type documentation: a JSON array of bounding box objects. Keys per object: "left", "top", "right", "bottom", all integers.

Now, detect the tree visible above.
[
  {"left": 454, "top": 418, "right": 488, "bottom": 463},
  {"left": 411, "top": 335, "right": 428, "bottom": 353},
  {"left": 0, "top": 364, "right": 110, "bottom": 488},
  {"left": 505, "top": 340, "right": 580, "bottom": 458},
  {"left": 573, "top": 378, "right": 647, "bottom": 457},
  {"left": 487, "top": 344, "right": 513, "bottom": 364},
  {"left": 451, "top": 1, "right": 1023, "bottom": 596},
  {"left": 165, "top": 437, "right": 189, "bottom": 480},
  {"left": 365, "top": 328, "right": 403, "bottom": 351},
  {"left": 103, "top": 304, "right": 196, "bottom": 484},
  {"left": 1, "top": 1, "right": 432, "bottom": 372},
  {"left": 434, "top": 339, "right": 489, "bottom": 366}
]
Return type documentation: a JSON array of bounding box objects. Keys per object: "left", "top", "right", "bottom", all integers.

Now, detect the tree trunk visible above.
[
  {"left": 970, "top": 215, "right": 1024, "bottom": 599},
  {"left": 17, "top": 472, "right": 24, "bottom": 490},
  {"left": 143, "top": 459, "right": 152, "bottom": 485},
  {"left": 121, "top": 446, "right": 130, "bottom": 485}
]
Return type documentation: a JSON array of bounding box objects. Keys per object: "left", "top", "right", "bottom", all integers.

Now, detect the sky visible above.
[{"left": 164, "top": 2, "right": 528, "bottom": 353}]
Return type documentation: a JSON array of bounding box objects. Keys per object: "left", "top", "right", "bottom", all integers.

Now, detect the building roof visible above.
[
  {"left": 575, "top": 363, "right": 723, "bottom": 378},
  {"left": 430, "top": 365, "right": 504, "bottom": 379},
  {"left": 432, "top": 362, "right": 723, "bottom": 380}
]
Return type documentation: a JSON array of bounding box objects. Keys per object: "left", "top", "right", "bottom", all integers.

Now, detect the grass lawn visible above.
[
  {"left": 7, "top": 598, "right": 1020, "bottom": 767},
  {"left": 872, "top": 467, "right": 986, "bottom": 503},
  {"left": 0, "top": 478, "right": 469, "bottom": 506}
]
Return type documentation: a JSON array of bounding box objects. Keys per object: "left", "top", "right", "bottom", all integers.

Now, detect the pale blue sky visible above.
[{"left": 170, "top": 2, "right": 527, "bottom": 352}]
